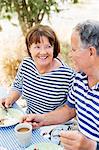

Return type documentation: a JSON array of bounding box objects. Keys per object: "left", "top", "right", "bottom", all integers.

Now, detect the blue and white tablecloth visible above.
[
  {"left": 0, "top": 125, "right": 50, "bottom": 150},
  {"left": 0, "top": 87, "right": 50, "bottom": 150}
]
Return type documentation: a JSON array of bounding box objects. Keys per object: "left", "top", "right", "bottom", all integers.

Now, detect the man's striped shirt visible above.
[
  {"left": 12, "top": 57, "right": 75, "bottom": 114},
  {"left": 67, "top": 72, "right": 99, "bottom": 141}
]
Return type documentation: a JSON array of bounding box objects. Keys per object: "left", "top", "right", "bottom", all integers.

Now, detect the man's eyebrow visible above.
[{"left": 71, "top": 48, "right": 76, "bottom": 51}]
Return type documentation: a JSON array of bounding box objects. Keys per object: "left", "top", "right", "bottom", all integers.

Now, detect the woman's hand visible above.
[
  {"left": 0, "top": 97, "right": 12, "bottom": 109},
  {"left": 60, "top": 130, "right": 97, "bottom": 150},
  {"left": 0, "top": 91, "right": 21, "bottom": 109}
]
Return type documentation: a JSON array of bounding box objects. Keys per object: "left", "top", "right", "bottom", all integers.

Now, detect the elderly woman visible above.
[
  {"left": 21, "top": 20, "right": 99, "bottom": 150},
  {"left": 0, "top": 24, "right": 75, "bottom": 114}
]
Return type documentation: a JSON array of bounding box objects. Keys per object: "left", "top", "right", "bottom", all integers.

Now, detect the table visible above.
[
  {"left": 0, "top": 87, "right": 50, "bottom": 150},
  {"left": 0, "top": 105, "right": 74, "bottom": 150},
  {"left": 0, "top": 87, "right": 73, "bottom": 150},
  {"left": 0, "top": 125, "right": 50, "bottom": 150},
  {"left": 0, "top": 101, "right": 50, "bottom": 150}
]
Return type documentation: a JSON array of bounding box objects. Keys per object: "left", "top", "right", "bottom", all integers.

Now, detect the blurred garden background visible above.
[{"left": 0, "top": 0, "right": 99, "bottom": 105}]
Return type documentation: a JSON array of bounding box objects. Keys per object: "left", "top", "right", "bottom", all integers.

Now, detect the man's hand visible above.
[
  {"left": 60, "top": 130, "right": 97, "bottom": 150},
  {"left": 20, "top": 114, "right": 46, "bottom": 129}
]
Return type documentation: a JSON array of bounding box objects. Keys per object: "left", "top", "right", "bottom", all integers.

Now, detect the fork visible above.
[
  {"left": 3, "top": 106, "right": 8, "bottom": 112},
  {"left": 1, "top": 103, "right": 9, "bottom": 113}
]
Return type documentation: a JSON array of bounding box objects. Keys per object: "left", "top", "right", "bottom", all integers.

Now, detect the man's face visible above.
[{"left": 70, "top": 31, "right": 91, "bottom": 72}]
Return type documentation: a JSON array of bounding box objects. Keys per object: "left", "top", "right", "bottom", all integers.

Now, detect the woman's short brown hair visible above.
[{"left": 26, "top": 24, "right": 60, "bottom": 58}]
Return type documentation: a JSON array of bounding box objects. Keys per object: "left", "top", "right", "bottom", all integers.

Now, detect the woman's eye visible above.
[
  {"left": 34, "top": 46, "right": 40, "bottom": 49},
  {"left": 45, "top": 45, "right": 52, "bottom": 49},
  {"left": 49, "top": 45, "right": 52, "bottom": 48}
]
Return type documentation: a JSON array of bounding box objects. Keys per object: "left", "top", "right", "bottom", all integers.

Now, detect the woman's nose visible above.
[{"left": 40, "top": 47, "right": 47, "bottom": 54}]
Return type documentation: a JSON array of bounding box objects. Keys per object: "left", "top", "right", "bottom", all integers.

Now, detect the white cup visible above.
[{"left": 14, "top": 123, "right": 32, "bottom": 148}]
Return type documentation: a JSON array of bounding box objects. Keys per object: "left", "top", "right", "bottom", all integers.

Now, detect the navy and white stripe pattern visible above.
[
  {"left": 67, "top": 72, "right": 99, "bottom": 141},
  {"left": 12, "top": 57, "right": 75, "bottom": 114}
]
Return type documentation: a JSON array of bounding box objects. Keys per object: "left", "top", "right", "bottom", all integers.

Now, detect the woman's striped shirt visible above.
[
  {"left": 66, "top": 72, "right": 99, "bottom": 141},
  {"left": 12, "top": 57, "right": 75, "bottom": 114}
]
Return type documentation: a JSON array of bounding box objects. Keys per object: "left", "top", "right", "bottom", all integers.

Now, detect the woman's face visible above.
[{"left": 29, "top": 36, "right": 54, "bottom": 69}]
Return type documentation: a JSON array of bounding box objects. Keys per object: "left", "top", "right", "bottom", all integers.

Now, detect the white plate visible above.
[
  {"left": 0, "top": 146, "right": 7, "bottom": 150},
  {"left": 40, "top": 124, "right": 71, "bottom": 144},
  {"left": 26, "top": 142, "right": 63, "bottom": 150},
  {"left": 0, "top": 108, "right": 24, "bottom": 127},
  {"left": 50, "top": 125, "right": 70, "bottom": 145}
]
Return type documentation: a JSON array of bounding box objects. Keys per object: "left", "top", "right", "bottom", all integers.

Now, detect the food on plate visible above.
[
  {"left": 0, "top": 119, "right": 5, "bottom": 125},
  {"left": 0, "top": 108, "right": 7, "bottom": 120},
  {"left": 0, "top": 107, "right": 23, "bottom": 127}
]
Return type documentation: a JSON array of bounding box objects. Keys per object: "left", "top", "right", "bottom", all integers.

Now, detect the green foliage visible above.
[
  {"left": 0, "top": 25, "right": 2, "bottom": 31},
  {"left": 61, "top": 42, "right": 70, "bottom": 64},
  {"left": 61, "top": 42, "right": 74, "bottom": 68},
  {"left": 72, "top": 0, "right": 79, "bottom": 3},
  {"left": 0, "top": 0, "right": 63, "bottom": 35}
]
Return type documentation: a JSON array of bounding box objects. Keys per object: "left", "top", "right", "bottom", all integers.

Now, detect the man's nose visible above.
[{"left": 68, "top": 51, "right": 72, "bottom": 59}]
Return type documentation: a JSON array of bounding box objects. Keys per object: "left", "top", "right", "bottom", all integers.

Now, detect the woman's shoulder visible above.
[
  {"left": 75, "top": 72, "right": 86, "bottom": 78},
  {"left": 22, "top": 56, "right": 32, "bottom": 62},
  {"left": 56, "top": 57, "right": 70, "bottom": 66},
  {"left": 55, "top": 58, "right": 75, "bottom": 79},
  {"left": 20, "top": 57, "right": 35, "bottom": 67},
  {"left": 21, "top": 57, "right": 34, "bottom": 64},
  {"left": 57, "top": 57, "right": 75, "bottom": 73},
  {"left": 63, "top": 64, "right": 75, "bottom": 73}
]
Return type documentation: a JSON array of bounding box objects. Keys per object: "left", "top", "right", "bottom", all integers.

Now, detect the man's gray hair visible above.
[{"left": 74, "top": 20, "right": 99, "bottom": 55}]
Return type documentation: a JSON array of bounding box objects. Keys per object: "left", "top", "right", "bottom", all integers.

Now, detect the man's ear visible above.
[{"left": 89, "top": 46, "right": 96, "bottom": 56}]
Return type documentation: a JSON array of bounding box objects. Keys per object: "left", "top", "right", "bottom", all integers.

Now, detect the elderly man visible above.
[{"left": 21, "top": 20, "right": 99, "bottom": 150}]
